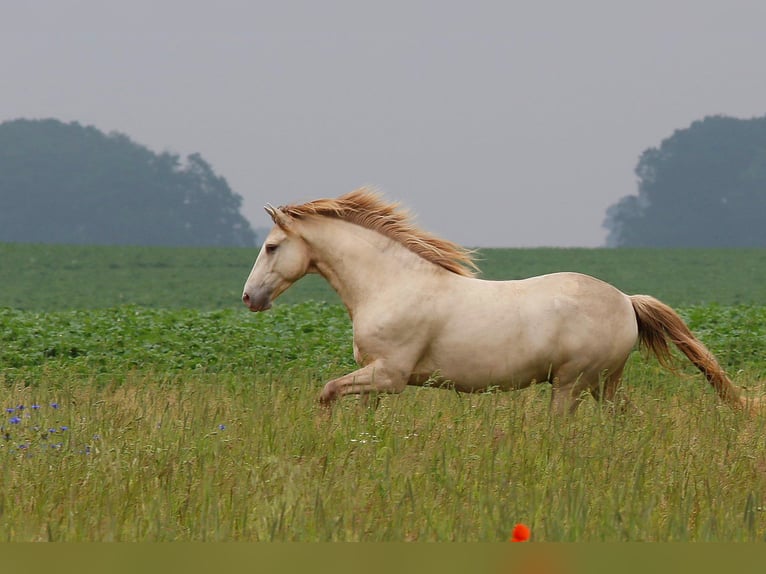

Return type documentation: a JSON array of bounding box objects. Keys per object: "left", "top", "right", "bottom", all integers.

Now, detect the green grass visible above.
[{"left": 2, "top": 243, "right": 766, "bottom": 541}]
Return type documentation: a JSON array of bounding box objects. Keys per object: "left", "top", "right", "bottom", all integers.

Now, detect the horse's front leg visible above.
[{"left": 318, "top": 361, "right": 408, "bottom": 405}]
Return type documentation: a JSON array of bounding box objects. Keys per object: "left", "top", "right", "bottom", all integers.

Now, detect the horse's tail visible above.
[{"left": 630, "top": 294, "right": 745, "bottom": 410}]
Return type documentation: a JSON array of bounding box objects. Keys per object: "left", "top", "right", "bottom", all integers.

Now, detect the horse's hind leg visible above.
[
  {"left": 550, "top": 364, "right": 624, "bottom": 416},
  {"left": 591, "top": 364, "right": 641, "bottom": 414},
  {"left": 549, "top": 372, "right": 590, "bottom": 416},
  {"left": 550, "top": 385, "right": 583, "bottom": 416}
]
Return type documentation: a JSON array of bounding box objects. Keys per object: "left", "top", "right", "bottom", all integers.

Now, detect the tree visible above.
[
  {"left": 0, "top": 118, "right": 257, "bottom": 246},
  {"left": 603, "top": 115, "right": 766, "bottom": 247}
]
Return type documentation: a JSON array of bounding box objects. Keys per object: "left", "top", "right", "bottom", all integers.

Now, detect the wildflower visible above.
[
  {"left": 50, "top": 402, "right": 59, "bottom": 409},
  {"left": 60, "top": 426, "right": 68, "bottom": 432},
  {"left": 510, "top": 523, "right": 531, "bottom": 542},
  {"left": 218, "top": 424, "right": 226, "bottom": 431},
  {"left": 10, "top": 416, "right": 21, "bottom": 425},
  {"left": 31, "top": 404, "right": 40, "bottom": 410},
  {"left": 5, "top": 408, "right": 14, "bottom": 413}
]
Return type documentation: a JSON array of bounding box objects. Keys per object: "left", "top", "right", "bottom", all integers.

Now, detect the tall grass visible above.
[{"left": 2, "top": 365, "right": 764, "bottom": 542}]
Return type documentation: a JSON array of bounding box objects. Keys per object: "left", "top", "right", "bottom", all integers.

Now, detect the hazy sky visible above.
[{"left": 3, "top": 1, "right": 765, "bottom": 247}]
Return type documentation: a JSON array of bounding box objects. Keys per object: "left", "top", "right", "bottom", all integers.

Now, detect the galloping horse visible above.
[{"left": 242, "top": 188, "right": 745, "bottom": 414}]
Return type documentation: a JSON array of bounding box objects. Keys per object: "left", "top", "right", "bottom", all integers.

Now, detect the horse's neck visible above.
[{"left": 299, "top": 218, "right": 436, "bottom": 316}]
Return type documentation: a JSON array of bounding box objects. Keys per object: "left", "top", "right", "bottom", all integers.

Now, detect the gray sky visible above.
[{"left": 3, "top": 1, "right": 765, "bottom": 247}]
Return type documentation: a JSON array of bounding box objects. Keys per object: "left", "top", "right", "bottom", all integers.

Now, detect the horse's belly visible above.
[{"left": 411, "top": 351, "right": 551, "bottom": 392}]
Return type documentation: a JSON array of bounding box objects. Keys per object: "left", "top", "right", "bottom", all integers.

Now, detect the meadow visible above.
[{"left": 1, "top": 243, "right": 766, "bottom": 541}]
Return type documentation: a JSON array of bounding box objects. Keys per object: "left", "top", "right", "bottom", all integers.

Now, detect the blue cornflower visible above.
[
  {"left": 10, "top": 416, "right": 21, "bottom": 424},
  {"left": 5, "top": 408, "right": 14, "bottom": 413},
  {"left": 60, "top": 426, "right": 68, "bottom": 432},
  {"left": 50, "top": 402, "right": 59, "bottom": 409},
  {"left": 31, "top": 404, "right": 40, "bottom": 410},
  {"left": 218, "top": 424, "right": 226, "bottom": 431},
  {"left": 48, "top": 428, "right": 57, "bottom": 434},
  {"left": 16, "top": 405, "right": 24, "bottom": 411}
]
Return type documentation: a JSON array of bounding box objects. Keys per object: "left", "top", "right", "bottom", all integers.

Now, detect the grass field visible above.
[
  {"left": 1, "top": 242, "right": 766, "bottom": 541},
  {"left": 3, "top": 243, "right": 766, "bottom": 309}
]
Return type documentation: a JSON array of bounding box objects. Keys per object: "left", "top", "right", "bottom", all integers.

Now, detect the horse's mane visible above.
[{"left": 279, "top": 188, "right": 479, "bottom": 277}]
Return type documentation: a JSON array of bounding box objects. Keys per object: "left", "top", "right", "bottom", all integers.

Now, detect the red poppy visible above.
[{"left": 510, "top": 523, "right": 531, "bottom": 542}]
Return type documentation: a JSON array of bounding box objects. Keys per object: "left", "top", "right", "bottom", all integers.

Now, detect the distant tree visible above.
[
  {"left": 604, "top": 115, "right": 766, "bottom": 247},
  {"left": 0, "top": 118, "right": 257, "bottom": 246}
]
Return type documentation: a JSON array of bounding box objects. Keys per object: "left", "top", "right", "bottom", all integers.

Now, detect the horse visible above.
[{"left": 241, "top": 188, "right": 746, "bottom": 415}]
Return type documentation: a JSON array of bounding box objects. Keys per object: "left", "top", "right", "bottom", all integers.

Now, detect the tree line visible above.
[
  {"left": 2, "top": 115, "right": 764, "bottom": 248},
  {"left": 604, "top": 114, "right": 766, "bottom": 247},
  {"left": 0, "top": 118, "right": 256, "bottom": 246}
]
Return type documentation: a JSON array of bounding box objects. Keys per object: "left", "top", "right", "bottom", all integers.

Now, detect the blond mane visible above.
[{"left": 279, "top": 188, "right": 478, "bottom": 277}]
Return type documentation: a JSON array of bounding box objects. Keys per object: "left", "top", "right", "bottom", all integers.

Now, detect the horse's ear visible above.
[{"left": 264, "top": 204, "right": 293, "bottom": 229}]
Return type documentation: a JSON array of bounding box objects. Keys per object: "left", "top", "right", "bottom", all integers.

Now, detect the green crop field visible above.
[
  {"left": 3, "top": 243, "right": 766, "bottom": 309},
  {"left": 1, "top": 242, "right": 766, "bottom": 541}
]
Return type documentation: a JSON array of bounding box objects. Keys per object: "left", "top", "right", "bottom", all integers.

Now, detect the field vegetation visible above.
[
  {"left": 1, "top": 243, "right": 765, "bottom": 541},
  {"left": 3, "top": 243, "right": 766, "bottom": 309}
]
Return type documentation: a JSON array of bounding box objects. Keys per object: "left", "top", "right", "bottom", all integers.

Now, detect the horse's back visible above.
[{"left": 455, "top": 271, "right": 633, "bottom": 325}]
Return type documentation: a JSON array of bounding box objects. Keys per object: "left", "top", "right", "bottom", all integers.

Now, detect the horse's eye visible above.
[{"left": 265, "top": 243, "right": 278, "bottom": 255}]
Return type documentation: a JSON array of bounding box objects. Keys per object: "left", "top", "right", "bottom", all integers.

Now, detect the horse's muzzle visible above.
[{"left": 242, "top": 288, "right": 273, "bottom": 312}]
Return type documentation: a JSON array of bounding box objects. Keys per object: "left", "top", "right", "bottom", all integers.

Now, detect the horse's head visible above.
[{"left": 242, "top": 205, "right": 312, "bottom": 312}]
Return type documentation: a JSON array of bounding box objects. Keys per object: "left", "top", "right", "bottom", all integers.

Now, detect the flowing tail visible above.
[{"left": 630, "top": 294, "right": 745, "bottom": 410}]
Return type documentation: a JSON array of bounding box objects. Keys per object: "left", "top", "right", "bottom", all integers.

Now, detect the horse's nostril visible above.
[{"left": 242, "top": 292, "right": 250, "bottom": 305}]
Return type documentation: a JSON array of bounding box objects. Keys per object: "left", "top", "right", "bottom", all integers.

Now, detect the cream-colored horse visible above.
[{"left": 242, "top": 188, "right": 744, "bottom": 414}]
